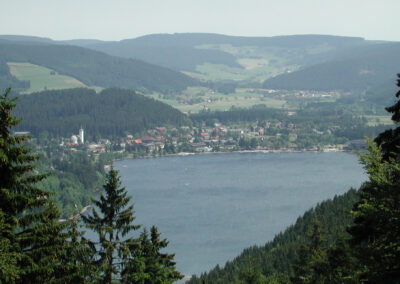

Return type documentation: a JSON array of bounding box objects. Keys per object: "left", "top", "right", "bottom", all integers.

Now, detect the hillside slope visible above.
[
  {"left": 0, "top": 40, "right": 197, "bottom": 93},
  {"left": 14, "top": 88, "right": 191, "bottom": 138},
  {"left": 263, "top": 43, "right": 400, "bottom": 91}
]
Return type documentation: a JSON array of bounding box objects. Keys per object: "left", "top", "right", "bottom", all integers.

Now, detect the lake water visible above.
[{"left": 115, "top": 152, "right": 366, "bottom": 277}]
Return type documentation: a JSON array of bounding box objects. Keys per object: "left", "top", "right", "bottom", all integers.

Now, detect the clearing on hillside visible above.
[{"left": 7, "top": 62, "right": 89, "bottom": 93}]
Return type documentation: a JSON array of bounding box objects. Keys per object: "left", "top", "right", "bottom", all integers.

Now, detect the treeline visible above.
[
  {"left": 13, "top": 88, "right": 191, "bottom": 139},
  {"left": 191, "top": 106, "right": 284, "bottom": 125},
  {"left": 0, "top": 41, "right": 197, "bottom": 93},
  {"left": 0, "top": 59, "right": 29, "bottom": 91}
]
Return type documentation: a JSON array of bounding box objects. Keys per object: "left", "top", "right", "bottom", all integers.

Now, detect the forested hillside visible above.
[
  {"left": 0, "top": 40, "right": 197, "bottom": 93},
  {"left": 188, "top": 189, "right": 359, "bottom": 283},
  {"left": 14, "top": 88, "right": 191, "bottom": 138},
  {"left": 85, "top": 41, "right": 241, "bottom": 72},
  {"left": 0, "top": 33, "right": 376, "bottom": 87},
  {"left": 365, "top": 77, "right": 399, "bottom": 106},
  {"left": 263, "top": 43, "right": 400, "bottom": 91},
  {"left": 0, "top": 58, "right": 29, "bottom": 91}
]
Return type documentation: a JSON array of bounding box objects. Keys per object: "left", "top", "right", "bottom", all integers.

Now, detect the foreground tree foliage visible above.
[
  {"left": 292, "top": 220, "right": 329, "bottom": 284},
  {"left": 0, "top": 88, "right": 182, "bottom": 283},
  {"left": 348, "top": 73, "right": 400, "bottom": 282},
  {"left": 375, "top": 73, "right": 400, "bottom": 159},
  {"left": 348, "top": 141, "right": 400, "bottom": 281},
  {"left": 82, "top": 168, "right": 141, "bottom": 283},
  {"left": 0, "top": 88, "right": 70, "bottom": 283},
  {"left": 83, "top": 168, "right": 182, "bottom": 283},
  {"left": 122, "top": 226, "right": 183, "bottom": 283}
]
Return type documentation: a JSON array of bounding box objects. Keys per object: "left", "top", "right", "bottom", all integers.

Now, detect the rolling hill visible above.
[
  {"left": 1, "top": 33, "right": 397, "bottom": 95},
  {"left": 262, "top": 43, "right": 400, "bottom": 92},
  {"left": 82, "top": 33, "right": 367, "bottom": 74}
]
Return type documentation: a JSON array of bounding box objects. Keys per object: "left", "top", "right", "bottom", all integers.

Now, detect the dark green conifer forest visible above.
[
  {"left": 0, "top": 88, "right": 181, "bottom": 283},
  {"left": 13, "top": 88, "right": 191, "bottom": 139}
]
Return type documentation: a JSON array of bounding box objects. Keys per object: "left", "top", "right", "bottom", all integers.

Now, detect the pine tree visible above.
[
  {"left": 0, "top": 209, "right": 21, "bottom": 283},
  {"left": 375, "top": 73, "right": 400, "bottom": 159},
  {"left": 0, "top": 88, "right": 69, "bottom": 283},
  {"left": 347, "top": 140, "right": 400, "bottom": 282},
  {"left": 348, "top": 75, "right": 400, "bottom": 282},
  {"left": 82, "top": 167, "right": 141, "bottom": 283},
  {"left": 293, "top": 220, "right": 329, "bottom": 284},
  {"left": 122, "top": 226, "right": 183, "bottom": 283},
  {"left": 325, "top": 236, "right": 358, "bottom": 283},
  {"left": 147, "top": 226, "right": 183, "bottom": 283},
  {"left": 61, "top": 215, "right": 97, "bottom": 283}
]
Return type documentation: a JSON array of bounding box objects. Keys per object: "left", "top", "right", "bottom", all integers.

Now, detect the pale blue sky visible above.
[{"left": 1, "top": 0, "right": 399, "bottom": 41}]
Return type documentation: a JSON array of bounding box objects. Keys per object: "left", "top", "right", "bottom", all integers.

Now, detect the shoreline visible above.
[{"left": 112, "top": 147, "right": 354, "bottom": 164}]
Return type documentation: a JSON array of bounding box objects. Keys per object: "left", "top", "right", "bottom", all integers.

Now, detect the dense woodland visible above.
[
  {"left": 0, "top": 41, "right": 197, "bottom": 93},
  {"left": 13, "top": 88, "right": 191, "bottom": 139}
]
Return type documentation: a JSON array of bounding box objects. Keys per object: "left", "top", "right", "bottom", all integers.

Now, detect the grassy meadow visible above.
[
  {"left": 149, "top": 87, "right": 287, "bottom": 114},
  {"left": 191, "top": 44, "right": 299, "bottom": 82},
  {"left": 8, "top": 62, "right": 102, "bottom": 93},
  {"left": 364, "top": 115, "right": 394, "bottom": 126}
]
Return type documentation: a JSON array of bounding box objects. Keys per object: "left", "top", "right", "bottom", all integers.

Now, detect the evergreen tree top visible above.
[{"left": 0, "top": 88, "right": 70, "bottom": 283}]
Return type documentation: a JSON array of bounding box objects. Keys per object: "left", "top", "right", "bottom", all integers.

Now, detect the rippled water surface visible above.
[{"left": 115, "top": 152, "right": 365, "bottom": 276}]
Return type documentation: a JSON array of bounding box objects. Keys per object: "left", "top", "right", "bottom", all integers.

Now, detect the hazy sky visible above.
[{"left": 2, "top": 0, "right": 399, "bottom": 41}]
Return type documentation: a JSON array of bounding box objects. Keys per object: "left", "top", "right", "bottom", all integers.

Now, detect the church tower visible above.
[{"left": 79, "top": 126, "right": 84, "bottom": 144}]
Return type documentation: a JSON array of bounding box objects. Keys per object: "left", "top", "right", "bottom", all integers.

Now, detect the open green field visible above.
[
  {"left": 176, "top": 95, "right": 286, "bottom": 113},
  {"left": 8, "top": 62, "right": 102, "bottom": 93},
  {"left": 364, "top": 115, "right": 394, "bottom": 126},
  {"left": 191, "top": 44, "right": 300, "bottom": 82},
  {"left": 149, "top": 87, "right": 287, "bottom": 114},
  {"left": 194, "top": 62, "right": 296, "bottom": 82}
]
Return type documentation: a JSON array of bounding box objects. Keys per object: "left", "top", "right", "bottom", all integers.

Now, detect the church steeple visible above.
[{"left": 79, "top": 126, "right": 84, "bottom": 144}]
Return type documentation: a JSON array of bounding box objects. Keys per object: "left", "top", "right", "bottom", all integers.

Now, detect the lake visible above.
[{"left": 115, "top": 152, "right": 366, "bottom": 277}]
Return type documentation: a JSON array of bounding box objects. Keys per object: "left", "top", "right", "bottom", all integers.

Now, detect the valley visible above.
[{"left": 1, "top": 31, "right": 399, "bottom": 283}]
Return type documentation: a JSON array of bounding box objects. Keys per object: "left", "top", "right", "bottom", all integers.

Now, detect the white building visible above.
[
  {"left": 71, "top": 135, "right": 78, "bottom": 144},
  {"left": 79, "top": 127, "right": 84, "bottom": 144}
]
